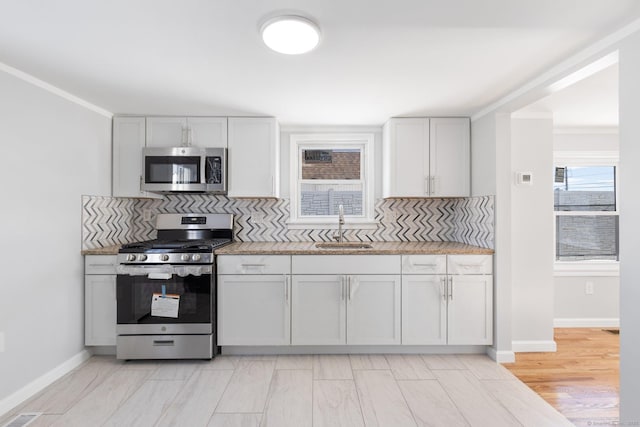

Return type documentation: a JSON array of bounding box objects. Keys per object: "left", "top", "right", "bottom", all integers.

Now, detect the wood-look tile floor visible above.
[
  {"left": 1, "top": 353, "right": 572, "bottom": 427},
  {"left": 504, "top": 328, "right": 620, "bottom": 427}
]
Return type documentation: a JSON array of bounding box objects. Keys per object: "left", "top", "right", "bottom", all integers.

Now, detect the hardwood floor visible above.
[
  {"left": 0, "top": 353, "right": 572, "bottom": 427},
  {"left": 504, "top": 328, "right": 620, "bottom": 427}
]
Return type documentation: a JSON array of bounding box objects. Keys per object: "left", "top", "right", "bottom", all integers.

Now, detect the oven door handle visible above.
[
  {"left": 148, "top": 272, "right": 172, "bottom": 280},
  {"left": 116, "top": 264, "right": 212, "bottom": 278}
]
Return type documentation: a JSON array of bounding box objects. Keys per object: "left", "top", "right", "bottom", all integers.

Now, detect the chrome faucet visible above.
[{"left": 334, "top": 204, "right": 345, "bottom": 243}]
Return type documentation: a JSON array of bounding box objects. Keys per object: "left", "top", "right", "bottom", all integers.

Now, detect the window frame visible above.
[
  {"left": 289, "top": 133, "right": 376, "bottom": 229},
  {"left": 553, "top": 150, "right": 619, "bottom": 274}
]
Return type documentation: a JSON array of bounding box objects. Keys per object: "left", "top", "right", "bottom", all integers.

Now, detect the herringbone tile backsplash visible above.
[{"left": 82, "top": 194, "right": 494, "bottom": 250}]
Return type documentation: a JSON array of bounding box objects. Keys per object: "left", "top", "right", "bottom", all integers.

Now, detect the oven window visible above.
[
  {"left": 117, "top": 274, "right": 211, "bottom": 324},
  {"left": 145, "top": 156, "right": 200, "bottom": 184}
]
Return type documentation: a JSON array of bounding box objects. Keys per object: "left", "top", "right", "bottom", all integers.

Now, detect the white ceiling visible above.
[
  {"left": 1, "top": 0, "right": 638, "bottom": 125},
  {"left": 518, "top": 63, "right": 619, "bottom": 128}
]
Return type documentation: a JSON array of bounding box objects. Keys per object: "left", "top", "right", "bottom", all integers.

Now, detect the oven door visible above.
[{"left": 116, "top": 264, "right": 213, "bottom": 335}]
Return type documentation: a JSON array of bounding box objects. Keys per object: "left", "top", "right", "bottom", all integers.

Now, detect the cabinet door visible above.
[
  {"left": 218, "top": 275, "right": 290, "bottom": 345},
  {"left": 382, "top": 118, "right": 429, "bottom": 197},
  {"left": 146, "top": 117, "right": 187, "bottom": 147},
  {"left": 113, "top": 117, "right": 160, "bottom": 198},
  {"left": 291, "top": 275, "right": 346, "bottom": 345},
  {"left": 85, "top": 274, "right": 116, "bottom": 346},
  {"left": 429, "top": 118, "right": 470, "bottom": 197},
  {"left": 402, "top": 275, "right": 447, "bottom": 345},
  {"left": 228, "top": 117, "right": 280, "bottom": 198},
  {"left": 347, "top": 275, "right": 401, "bottom": 345},
  {"left": 447, "top": 275, "right": 493, "bottom": 345},
  {"left": 187, "top": 117, "right": 227, "bottom": 148}
]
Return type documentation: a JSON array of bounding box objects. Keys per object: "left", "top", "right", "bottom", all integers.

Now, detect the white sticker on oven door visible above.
[{"left": 151, "top": 293, "right": 180, "bottom": 318}]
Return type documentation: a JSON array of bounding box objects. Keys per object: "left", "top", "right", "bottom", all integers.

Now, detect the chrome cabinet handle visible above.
[
  {"left": 424, "top": 177, "right": 430, "bottom": 194},
  {"left": 347, "top": 276, "right": 351, "bottom": 301},
  {"left": 449, "top": 276, "right": 453, "bottom": 300},
  {"left": 430, "top": 176, "right": 436, "bottom": 195},
  {"left": 284, "top": 275, "right": 289, "bottom": 302},
  {"left": 240, "top": 263, "right": 266, "bottom": 267},
  {"left": 341, "top": 276, "right": 345, "bottom": 301},
  {"left": 440, "top": 277, "right": 446, "bottom": 300}
]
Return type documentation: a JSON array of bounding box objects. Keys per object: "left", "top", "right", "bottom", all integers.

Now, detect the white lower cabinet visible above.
[
  {"left": 291, "top": 274, "right": 401, "bottom": 345},
  {"left": 291, "top": 255, "right": 402, "bottom": 346},
  {"left": 217, "top": 255, "right": 291, "bottom": 345},
  {"left": 401, "top": 254, "right": 493, "bottom": 345},
  {"left": 215, "top": 253, "right": 492, "bottom": 347},
  {"left": 346, "top": 275, "right": 401, "bottom": 345},
  {"left": 402, "top": 274, "right": 447, "bottom": 345},
  {"left": 291, "top": 275, "right": 345, "bottom": 345},
  {"left": 85, "top": 255, "right": 118, "bottom": 346},
  {"left": 447, "top": 274, "right": 493, "bottom": 345}
]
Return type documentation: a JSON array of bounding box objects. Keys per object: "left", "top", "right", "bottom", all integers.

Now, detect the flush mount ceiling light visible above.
[{"left": 261, "top": 16, "right": 320, "bottom": 55}]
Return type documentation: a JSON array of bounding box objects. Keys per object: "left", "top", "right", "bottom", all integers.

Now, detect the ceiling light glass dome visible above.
[{"left": 261, "top": 16, "right": 320, "bottom": 55}]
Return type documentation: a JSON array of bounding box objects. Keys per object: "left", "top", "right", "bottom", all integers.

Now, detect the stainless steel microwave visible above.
[{"left": 142, "top": 147, "right": 227, "bottom": 193}]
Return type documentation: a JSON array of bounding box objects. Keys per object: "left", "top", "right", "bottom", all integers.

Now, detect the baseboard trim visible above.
[
  {"left": 486, "top": 347, "right": 516, "bottom": 363},
  {"left": 0, "top": 349, "right": 92, "bottom": 417},
  {"left": 512, "top": 340, "right": 557, "bottom": 353},
  {"left": 554, "top": 318, "right": 620, "bottom": 328}
]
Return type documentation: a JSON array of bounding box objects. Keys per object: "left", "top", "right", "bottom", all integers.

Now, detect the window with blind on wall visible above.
[{"left": 554, "top": 165, "right": 619, "bottom": 261}]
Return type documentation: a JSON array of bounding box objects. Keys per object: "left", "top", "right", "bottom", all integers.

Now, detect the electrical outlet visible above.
[
  {"left": 585, "top": 281, "right": 594, "bottom": 295},
  {"left": 143, "top": 209, "right": 152, "bottom": 222},
  {"left": 0, "top": 332, "right": 5, "bottom": 353}
]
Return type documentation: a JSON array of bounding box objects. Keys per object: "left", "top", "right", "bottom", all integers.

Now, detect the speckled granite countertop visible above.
[
  {"left": 81, "top": 245, "right": 121, "bottom": 256},
  {"left": 214, "top": 241, "right": 494, "bottom": 255},
  {"left": 82, "top": 242, "right": 494, "bottom": 256}
]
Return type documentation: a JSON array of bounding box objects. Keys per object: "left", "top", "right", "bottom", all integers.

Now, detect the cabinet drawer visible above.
[
  {"left": 292, "top": 255, "right": 401, "bottom": 275},
  {"left": 217, "top": 255, "right": 291, "bottom": 275},
  {"left": 402, "top": 255, "right": 446, "bottom": 274},
  {"left": 85, "top": 255, "right": 118, "bottom": 275},
  {"left": 448, "top": 255, "right": 492, "bottom": 275}
]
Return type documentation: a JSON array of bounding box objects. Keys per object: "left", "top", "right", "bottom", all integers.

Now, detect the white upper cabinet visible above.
[
  {"left": 112, "top": 116, "right": 161, "bottom": 198},
  {"left": 227, "top": 117, "right": 280, "bottom": 198},
  {"left": 429, "top": 118, "right": 470, "bottom": 197},
  {"left": 382, "top": 117, "right": 470, "bottom": 198},
  {"left": 383, "top": 118, "right": 430, "bottom": 197},
  {"left": 146, "top": 117, "right": 227, "bottom": 148}
]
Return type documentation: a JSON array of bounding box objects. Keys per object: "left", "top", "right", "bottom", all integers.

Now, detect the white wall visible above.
[
  {"left": 0, "top": 70, "right": 111, "bottom": 404},
  {"left": 470, "top": 114, "right": 496, "bottom": 197},
  {"left": 619, "top": 30, "right": 640, "bottom": 424},
  {"left": 554, "top": 276, "right": 619, "bottom": 322},
  {"left": 553, "top": 131, "right": 620, "bottom": 326},
  {"left": 510, "top": 117, "right": 556, "bottom": 349},
  {"left": 554, "top": 130, "right": 619, "bottom": 152},
  {"left": 471, "top": 113, "right": 513, "bottom": 361}
]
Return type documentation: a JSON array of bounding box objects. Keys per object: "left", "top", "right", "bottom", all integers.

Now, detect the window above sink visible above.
[{"left": 288, "top": 133, "right": 376, "bottom": 230}]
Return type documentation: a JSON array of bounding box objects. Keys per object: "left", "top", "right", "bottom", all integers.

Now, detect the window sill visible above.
[
  {"left": 287, "top": 219, "right": 379, "bottom": 230},
  {"left": 554, "top": 261, "right": 620, "bottom": 277}
]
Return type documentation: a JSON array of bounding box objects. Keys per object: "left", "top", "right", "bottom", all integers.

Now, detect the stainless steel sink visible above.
[{"left": 315, "top": 242, "right": 373, "bottom": 249}]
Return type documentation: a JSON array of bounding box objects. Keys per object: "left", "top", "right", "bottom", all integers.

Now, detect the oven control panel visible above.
[{"left": 117, "top": 252, "right": 213, "bottom": 265}]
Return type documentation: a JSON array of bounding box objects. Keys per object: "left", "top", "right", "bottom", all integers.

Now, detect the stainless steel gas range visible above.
[{"left": 115, "top": 213, "right": 233, "bottom": 360}]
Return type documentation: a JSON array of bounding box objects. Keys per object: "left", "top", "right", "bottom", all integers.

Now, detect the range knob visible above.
[
  {"left": 160, "top": 254, "right": 170, "bottom": 262},
  {"left": 192, "top": 254, "right": 201, "bottom": 261},
  {"left": 126, "top": 254, "right": 136, "bottom": 262},
  {"left": 138, "top": 254, "right": 148, "bottom": 261},
  {"left": 181, "top": 254, "right": 190, "bottom": 262}
]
